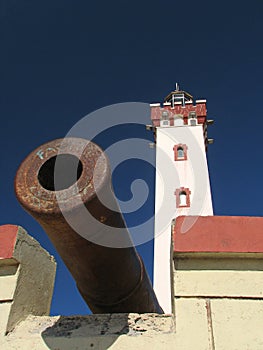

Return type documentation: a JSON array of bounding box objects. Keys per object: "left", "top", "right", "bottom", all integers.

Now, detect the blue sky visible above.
[{"left": 1, "top": 0, "right": 263, "bottom": 315}]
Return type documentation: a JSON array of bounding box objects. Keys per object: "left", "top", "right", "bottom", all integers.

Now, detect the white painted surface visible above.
[
  {"left": 0, "top": 266, "right": 19, "bottom": 301},
  {"left": 153, "top": 125, "right": 213, "bottom": 313},
  {"left": 174, "top": 117, "right": 184, "bottom": 126}
]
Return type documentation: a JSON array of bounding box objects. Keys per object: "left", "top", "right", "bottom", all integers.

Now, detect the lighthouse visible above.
[{"left": 150, "top": 85, "right": 214, "bottom": 313}]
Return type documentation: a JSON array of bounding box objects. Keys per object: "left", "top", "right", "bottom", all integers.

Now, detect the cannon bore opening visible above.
[{"left": 38, "top": 154, "right": 83, "bottom": 191}]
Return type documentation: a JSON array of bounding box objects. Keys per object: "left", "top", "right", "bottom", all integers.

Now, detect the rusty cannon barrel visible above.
[{"left": 15, "top": 137, "right": 163, "bottom": 314}]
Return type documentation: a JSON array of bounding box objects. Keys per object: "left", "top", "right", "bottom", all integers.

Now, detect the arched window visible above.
[
  {"left": 189, "top": 118, "right": 197, "bottom": 126},
  {"left": 188, "top": 111, "right": 197, "bottom": 126},
  {"left": 160, "top": 110, "right": 170, "bottom": 127},
  {"left": 175, "top": 187, "right": 191, "bottom": 208},
  {"left": 173, "top": 144, "right": 188, "bottom": 161},
  {"left": 179, "top": 191, "right": 187, "bottom": 206},
  {"left": 174, "top": 114, "right": 184, "bottom": 126},
  {"left": 162, "top": 111, "right": 169, "bottom": 120},
  {"left": 177, "top": 147, "right": 184, "bottom": 159}
]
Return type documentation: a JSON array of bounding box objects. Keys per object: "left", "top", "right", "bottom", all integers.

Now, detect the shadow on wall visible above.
[{"left": 41, "top": 314, "right": 130, "bottom": 349}]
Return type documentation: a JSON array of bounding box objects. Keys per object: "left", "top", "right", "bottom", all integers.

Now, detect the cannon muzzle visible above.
[{"left": 15, "top": 137, "right": 163, "bottom": 314}]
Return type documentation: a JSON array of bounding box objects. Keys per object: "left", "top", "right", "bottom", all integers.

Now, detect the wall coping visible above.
[{"left": 173, "top": 216, "right": 263, "bottom": 254}]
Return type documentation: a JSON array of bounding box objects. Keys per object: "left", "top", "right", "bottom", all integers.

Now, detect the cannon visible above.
[{"left": 15, "top": 137, "right": 163, "bottom": 314}]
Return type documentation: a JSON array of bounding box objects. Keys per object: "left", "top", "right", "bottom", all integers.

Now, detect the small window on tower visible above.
[
  {"left": 173, "top": 144, "right": 188, "bottom": 161},
  {"left": 162, "top": 111, "right": 169, "bottom": 119},
  {"left": 188, "top": 111, "right": 197, "bottom": 126},
  {"left": 174, "top": 114, "right": 184, "bottom": 126},
  {"left": 175, "top": 187, "right": 191, "bottom": 208},
  {"left": 160, "top": 110, "right": 170, "bottom": 127},
  {"left": 177, "top": 147, "right": 184, "bottom": 159},
  {"left": 179, "top": 191, "right": 187, "bottom": 206}
]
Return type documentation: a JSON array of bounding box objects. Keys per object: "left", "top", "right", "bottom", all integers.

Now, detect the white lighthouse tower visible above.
[{"left": 151, "top": 85, "right": 214, "bottom": 313}]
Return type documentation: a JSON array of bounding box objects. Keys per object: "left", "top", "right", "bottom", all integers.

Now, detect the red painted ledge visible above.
[
  {"left": 0, "top": 225, "right": 19, "bottom": 259},
  {"left": 173, "top": 216, "right": 263, "bottom": 254}
]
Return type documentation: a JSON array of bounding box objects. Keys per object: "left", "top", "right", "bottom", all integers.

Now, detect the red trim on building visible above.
[
  {"left": 0, "top": 225, "right": 18, "bottom": 259},
  {"left": 150, "top": 103, "right": 207, "bottom": 122},
  {"left": 152, "top": 120, "right": 160, "bottom": 127},
  {"left": 173, "top": 216, "right": 263, "bottom": 254},
  {"left": 150, "top": 103, "right": 207, "bottom": 134},
  {"left": 150, "top": 102, "right": 208, "bottom": 151},
  {"left": 175, "top": 188, "right": 191, "bottom": 208},
  {"left": 173, "top": 144, "right": 188, "bottom": 161},
  {"left": 197, "top": 116, "right": 206, "bottom": 124}
]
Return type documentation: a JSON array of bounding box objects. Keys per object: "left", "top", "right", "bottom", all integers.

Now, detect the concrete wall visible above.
[
  {"left": 173, "top": 256, "right": 263, "bottom": 350},
  {"left": 0, "top": 225, "right": 56, "bottom": 335},
  {"left": 0, "top": 313, "right": 176, "bottom": 350},
  {"left": 0, "top": 225, "right": 176, "bottom": 350},
  {"left": 2, "top": 217, "right": 263, "bottom": 349},
  {"left": 173, "top": 215, "right": 263, "bottom": 350}
]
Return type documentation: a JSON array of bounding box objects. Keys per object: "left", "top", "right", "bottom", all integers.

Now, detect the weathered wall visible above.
[
  {"left": 173, "top": 257, "right": 263, "bottom": 350},
  {"left": 173, "top": 215, "right": 263, "bottom": 350},
  {"left": 0, "top": 313, "right": 176, "bottom": 350},
  {"left": 2, "top": 217, "right": 263, "bottom": 349},
  {"left": 0, "top": 225, "right": 56, "bottom": 334}
]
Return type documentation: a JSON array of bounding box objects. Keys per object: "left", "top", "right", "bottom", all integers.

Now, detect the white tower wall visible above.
[{"left": 153, "top": 124, "right": 213, "bottom": 313}]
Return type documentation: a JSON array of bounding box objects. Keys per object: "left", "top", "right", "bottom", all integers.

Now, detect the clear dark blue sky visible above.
[{"left": 1, "top": 1, "right": 263, "bottom": 315}]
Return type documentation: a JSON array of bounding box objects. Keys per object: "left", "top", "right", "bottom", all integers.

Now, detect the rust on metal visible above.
[{"left": 15, "top": 137, "right": 163, "bottom": 314}]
